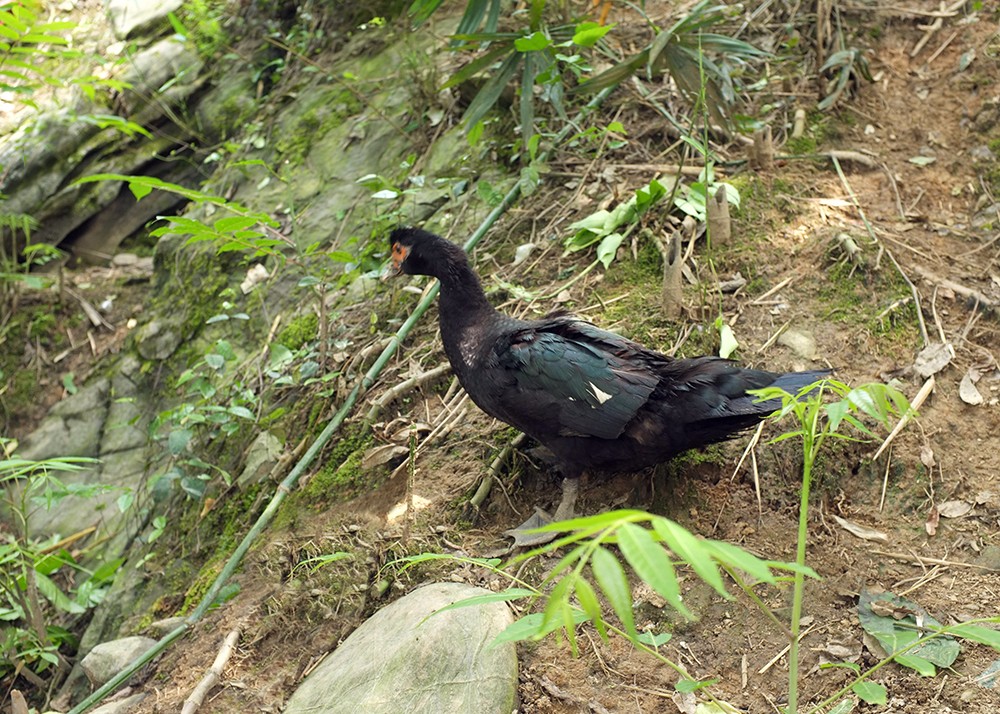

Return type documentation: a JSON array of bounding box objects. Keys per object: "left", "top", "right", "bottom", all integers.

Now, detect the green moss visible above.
[
  {"left": 275, "top": 89, "right": 363, "bottom": 168},
  {"left": 785, "top": 134, "right": 818, "bottom": 155},
  {"left": 814, "top": 258, "right": 919, "bottom": 350},
  {"left": 984, "top": 158, "right": 1000, "bottom": 194},
  {"left": 300, "top": 424, "right": 378, "bottom": 505},
  {"left": 276, "top": 313, "right": 319, "bottom": 350},
  {"left": 180, "top": 558, "right": 223, "bottom": 614}
]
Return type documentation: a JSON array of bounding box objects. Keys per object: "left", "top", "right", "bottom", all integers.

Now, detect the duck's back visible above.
[{"left": 446, "top": 312, "right": 823, "bottom": 478}]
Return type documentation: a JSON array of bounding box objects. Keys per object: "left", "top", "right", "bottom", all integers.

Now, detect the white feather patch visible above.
[{"left": 588, "top": 382, "right": 613, "bottom": 405}]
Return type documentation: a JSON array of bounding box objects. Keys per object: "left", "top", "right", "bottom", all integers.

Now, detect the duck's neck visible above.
[{"left": 434, "top": 257, "right": 497, "bottom": 371}]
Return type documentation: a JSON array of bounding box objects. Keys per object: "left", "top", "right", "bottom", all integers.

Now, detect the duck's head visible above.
[{"left": 382, "top": 227, "right": 460, "bottom": 280}]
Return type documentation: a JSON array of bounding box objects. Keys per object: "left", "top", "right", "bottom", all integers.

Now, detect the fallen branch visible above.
[
  {"left": 870, "top": 549, "right": 997, "bottom": 571},
  {"left": 910, "top": 265, "right": 998, "bottom": 318},
  {"left": 465, "top": 433, "right": 528, "bottom": 519},
  {"left": 181, "top": 628, "right": 241, "bottom": 714},
  {"left": 365, "top": 363, "right": 451, "bottom": 422}
]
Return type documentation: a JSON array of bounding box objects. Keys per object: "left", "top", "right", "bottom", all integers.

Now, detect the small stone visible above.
[
  {"left": 81, "top": 636, "right": 157, "bottom": 686},
  {"left": 777, "top": 328, "right": 818, "bottom": 360},
  {"left": 135, "top": 319, "right": 182, "bottom": 360}
]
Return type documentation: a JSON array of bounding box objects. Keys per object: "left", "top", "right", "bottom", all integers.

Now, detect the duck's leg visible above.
[
  {"left": 552, "top": 477, "right": 579, "bottom": 521},
  {"left": 506, "top": 476, "right": 580, "bottom": 547}
]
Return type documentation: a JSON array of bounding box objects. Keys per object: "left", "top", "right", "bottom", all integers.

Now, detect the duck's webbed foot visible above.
[{"left": 505, "top": 477, "right": 580, "bottom": 548}]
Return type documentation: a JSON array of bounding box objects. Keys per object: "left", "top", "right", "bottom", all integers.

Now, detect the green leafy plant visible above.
[
  {"left": 0, "top": 214, "right": 57, "bottom": 319},
  {"left": 0, "top": 0, "right": 141, "bottom": 130},
  {"left": 0, "top": 0, "right": 78, "bottom": 105},
  {"left": 150, "top": 337, "right": 256, "bottom": 499},
  {"left": 818, "top": 48, "right": 872, "bottom": 111},
  {"left": 73, "top": 174, "right": 290, "bottom": 260},
  {"left": 750, "top": 379, "right": 909, "bottom": 712},
  {"left": 0, "top": 452, "right": 123, "bottom": 684},
  {"left": 444, "top": 17, "right": 612, "bottom": 149},
  {"left": 814, "top": 598, "right": 1000, "bottom": 711}
]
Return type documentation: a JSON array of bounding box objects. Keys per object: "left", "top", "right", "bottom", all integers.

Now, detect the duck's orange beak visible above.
[{"left": 380, "top": 242, "right": 409, "bottom": 281}]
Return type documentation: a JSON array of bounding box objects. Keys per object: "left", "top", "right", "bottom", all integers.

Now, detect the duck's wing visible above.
[{"left": 492, "top": 318, "right": 659, "bottom": 440}]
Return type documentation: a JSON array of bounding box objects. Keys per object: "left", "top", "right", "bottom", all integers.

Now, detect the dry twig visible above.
[
  {"left": 872, "top": 376, "right": 935, "bottom": 462},
  {"left": 181, "top": 628, "right": 241, "bottom": 714}
]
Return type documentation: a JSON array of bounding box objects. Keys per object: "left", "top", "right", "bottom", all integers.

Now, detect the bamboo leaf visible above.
[
  {"left": 590, "top": 546, "right": 636, "bottom": 637},
  {"left": 572, "top": 50, "right": 649, "bottom": 94},
  {"left": 652, "top": 517, "right": 729, "bottom": 597},
  {"left": 702, "top": 540, "right": 777, "bottom": 585},
  {"left": 35, "top": 571, "right": 86, "bottom": 614},
  {"left": 462, "top": 51, "right": 521, "bottom": 130},
  {"left": 520, "top": 49, "right": 537, "bottom": 149},
  {"left": 948, "top": 623, "right": 1000, "bottom": 650},
  {"left": 574, "top": 576, "right": 607, "bottom": 639},
  {"left": 440, "top": 44, "right": 510, "bottom": 90},
  {"left": 618, "top": 522, "right": 692, "bottom": 619},
  {"left": 492, "top": 609, "right": 588, "bottom": 646}
]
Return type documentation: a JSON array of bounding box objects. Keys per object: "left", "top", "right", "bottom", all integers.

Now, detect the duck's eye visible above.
[{"left": 391, "top": 243, "right": 409, "bottom": 263}]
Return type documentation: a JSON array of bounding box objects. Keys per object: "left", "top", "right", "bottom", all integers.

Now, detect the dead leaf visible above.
[
  {"left": 387, "top": 422, "right": 431, "bottom": 442},
  {"left": 937, "top": 500, "right": 973, "bottom": 518},
  {"left": 555, "top": 290, "right": 572, "bottom": 303},
  {"left": 633, "top": 581, "right": 667, "bottom": 609},
  {"left": 832, "top": 514, "right": 888, "bottom": 542},
  {"left": 926, "top": 505, "right": 939, "bottom": 536},
  {"left": 512, "top": 243, "right": 537, "bottom": 266},
  {"left": 869, "top": 598, "right": 919, "bottom": 620},
  {"left": 913, "top": 342, "right": 953, "bottom": 378},
  {"left": 959, "top": 368, "right": 984, "bottom": 405},
  {"left": 920, "top": 444, "right": 936, "bottom": 469},
  {"left": 672, "top": 691, "right": 697, "bottom": 714},
  {"left": 362, "top": 444, "right": 409, "bottom": 470},
  {"left": 820, "top": 642, "right": 861, "bottom": 665}
]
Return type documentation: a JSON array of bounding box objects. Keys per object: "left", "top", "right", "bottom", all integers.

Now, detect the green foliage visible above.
[
  {"left": 302, "top": 427, "right": 375, "bottom": 505},
  {"left": 167, "top": 1, "right": 227, "bottom": 58},
  {"left": 400, "top": 510, "right": 813, "bottom": 653},
  {"left": 0, "top": 213, "right": 58, "bottom": 319},
  {"left": 573, "top": 1, "right": 768, "bottom": 128},
  {"left": 565, "top": 177, "right": 668, "bottom": 255},
  {"left": 857, "top": 589, "right": 958, "bottom": 676},
  {"left": 276, "top": 313, "right": 319, "bottom": 351},
  {"left": 818, "top": 49, "right": 872, "bottom": 111},
  {"left": 752, "top": 379, "right": 909, "bottom": 712},
  {"left": 0, "top": 0, "right": 77, "bottom": 104},
  {"left": 73, "top": 174, "right": 289, "bottom": 260},
  {"left": 0, "top": 0, "right": 142, "bottom": 132},
  {"left": 438, "top": 6, "right": 610, "bottom": 149},
  {"left": 0, "top": 452, "right": 123, "bottom": 681},
  {"left": 150, "top": 337, "right": 257, "bottom": 499}
]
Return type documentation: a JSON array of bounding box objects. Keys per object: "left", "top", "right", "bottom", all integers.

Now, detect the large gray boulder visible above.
[
  {"left": 105, "top": 0, "right": 183, "bottom": 39},
  {"left": 284, "top": 582, "right": 518, "bottom": 714}
]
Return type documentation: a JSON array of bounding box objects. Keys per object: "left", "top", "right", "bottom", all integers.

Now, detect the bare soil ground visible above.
[{"left": 14, "top": 3, "right": 1000, "bottom": 713}]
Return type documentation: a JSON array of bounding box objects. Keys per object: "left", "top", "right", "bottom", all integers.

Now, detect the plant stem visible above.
[{"left": 787, "top": 406, "right": 820, "bottom": 713}]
